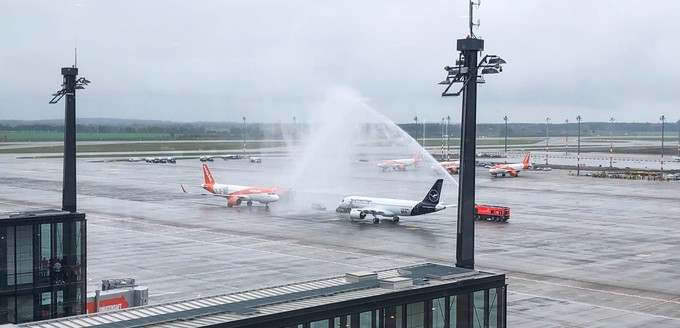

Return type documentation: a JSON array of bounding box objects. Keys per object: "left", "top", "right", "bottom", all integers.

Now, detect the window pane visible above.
[
  {"left": 310, "top": 319, "right": 329, "bottom": 328},
  {"left": 489, "top": 288, "right": 498, "bottom": 328},
  {"left": 432, "top": 297, "right": 445, "bottom": 328},
  {"left": 16, "top": 294, "right": 33, "bottom": 323},
  {"left": 406, "top": 301, "right": 424, "bottom": 328},
  {"left": 40, "top": 292, "right": 52, "bottom": 320},
  {"left": 359, "top": 311, "right": 372, "bottom": 328},
  {"left": 40, "top": 224, "right": 51, "bottom": 284},
  {"left": 448, "top": 295, "right": 456, "bottom": 327},
  {"left": 5, "top": 296, "right": 16, "bottom": 323},
  {"left": 55, "top": 223, "right": 63, "bottom": 260},
  {"left": 15, "top": 225, "right": 33, "bottom": 285},
  {"left": 472, "top": 291, "right": 485, "bottom": 328},
  {"left": 5, "top": 227, "right": 15, "bottom": 287}
]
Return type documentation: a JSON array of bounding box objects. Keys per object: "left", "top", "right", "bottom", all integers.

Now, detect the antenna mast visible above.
[{"left": 469, "top": 0, "right": 480, "bottom": 38}]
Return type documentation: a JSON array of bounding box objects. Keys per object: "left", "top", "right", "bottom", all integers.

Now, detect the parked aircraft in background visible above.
[
  {"left": 335, "top": 179, "right": 447, "bottom": 224},
  {"left": 377, "top": 153, "right": 422, "bottom": 171},
  {"left": 672, "top": 155, "right": 680, "bottom": 162},
  {"left": 439, "top": 161, "right": 459, "bottom": 174},
  {"left": 181, "top": 164, "right": 280, "bottom": 209},
  {"left": 488, "top": 152, "right": 531, "bottom": 177},
  {"left": 221, "top": 154, "right": 243, "bottom": 160}
]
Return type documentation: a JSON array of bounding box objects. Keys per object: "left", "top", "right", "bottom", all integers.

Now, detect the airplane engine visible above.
[
  {"left": 349, "top": 209, "right": 367, "bottom": 220},
  {"left": 510, "top": 171, "right": 518, "bottom": 177},
  {"left": 227, "top": 197, "right": 242, "bottom": 207}
]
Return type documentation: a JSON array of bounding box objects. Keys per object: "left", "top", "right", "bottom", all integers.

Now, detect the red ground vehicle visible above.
[{"left": 474, "top": 204, "right": 510, "bottom": 222}]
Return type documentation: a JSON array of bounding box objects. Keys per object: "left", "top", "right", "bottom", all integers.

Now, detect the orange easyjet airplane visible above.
[
  {"left": 488, "top": 152, "right": 531, "bottom": 177},
  {"left": 377, "top": 153, "right": 422, "bottom": 171},
  {"left": 439, "top": 160, "right": 459, "bottom": 174},
  {"left": 181, "top": 164, "right": 281, "bottom": 209}
]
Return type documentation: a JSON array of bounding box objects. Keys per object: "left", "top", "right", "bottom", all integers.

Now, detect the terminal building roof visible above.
[{"left": 15, "top": 263, "right": 501, "bottom": 328}]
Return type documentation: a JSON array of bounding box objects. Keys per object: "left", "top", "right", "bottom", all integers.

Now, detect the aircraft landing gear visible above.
[
  {"left": 392, "top": 216, "right": 400, "bottom": 223},
  {"left": 264, "top": 204, "right": 270, "bottom": 212},
  {"left": 247, "top": 201, "right": 253, "bottom": 207},
  {"left": 373, "top": 217, "right": 380, "bottom": 224}
]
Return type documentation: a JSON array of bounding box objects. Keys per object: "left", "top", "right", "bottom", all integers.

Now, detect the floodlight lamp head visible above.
[
  {"left": 447, "top": 68, "right": 460, "bottom": 76},
  {"left": 488, "top": 57, "right": 507, "bottom": 65},
  {"left": 481, "top": 68, "right": 499, "bottom": 74},
  {"left": 438, "top": 78, "right": 452, "bottom": 85}
]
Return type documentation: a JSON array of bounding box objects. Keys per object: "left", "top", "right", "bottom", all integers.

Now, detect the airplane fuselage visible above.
[
  {"left": 336, "top": 196, "right": 445, "bottom": 217},
  {"left": 202, "top": 182, "right": 279, "bottom": 204},
  {"left": 488, "top": 163, "right": 524, "bottom": 176}
]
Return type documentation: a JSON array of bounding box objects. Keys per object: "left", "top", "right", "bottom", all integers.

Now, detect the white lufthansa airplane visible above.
[
  {"left": 488, "top": 152, "right": 531, "bottom": 177},
  {"left": 181, "top": 164, "right": 280, "bottom": 209},
  {"left": 335, "top": 179, "right": 446, "bottom": 224}
]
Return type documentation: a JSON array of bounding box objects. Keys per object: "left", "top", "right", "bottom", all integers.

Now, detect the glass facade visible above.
[
  {"left": 0, "top": 212, "right": 86, "bottom": 324},
  {"left": 282, "top": 285, "right": 506, "bottom": 328}
]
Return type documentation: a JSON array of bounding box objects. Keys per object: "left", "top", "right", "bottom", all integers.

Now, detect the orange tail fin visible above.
[
  {"left": 202, "top": 164, "right": 215, "bottom": 185},
  {"left": 414, "top": 152, "right": 423, "bottom": 163},
  {"left": 522, "top": 152, "right": 531, "bottom": 168}
]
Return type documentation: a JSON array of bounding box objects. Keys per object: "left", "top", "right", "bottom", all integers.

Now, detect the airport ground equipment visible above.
[{"left": 474, "top": 204, "right": 510, "bottom": 222}]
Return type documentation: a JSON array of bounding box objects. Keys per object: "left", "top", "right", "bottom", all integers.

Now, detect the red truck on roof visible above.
[{"left": 474, "top": 204, "right": 510, "bottom": 222}]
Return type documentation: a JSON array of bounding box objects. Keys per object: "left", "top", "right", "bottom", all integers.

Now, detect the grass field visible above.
[
  {"left": 0, "top": 141, "right": 288, "bottom": 154},
  {"left": 0, "top": 131, "right": 171, "bottom": 142}
]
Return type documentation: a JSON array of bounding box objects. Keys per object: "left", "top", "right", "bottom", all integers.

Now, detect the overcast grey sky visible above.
[{"left": 1, "top": 0, "right": 679, "bottom": 124}]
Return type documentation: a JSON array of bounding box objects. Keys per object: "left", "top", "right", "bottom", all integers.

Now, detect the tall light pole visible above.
[
  {"left": 422, "top": 118, "right": 426, "bottom": 149},
  {"left": 413, "top": 116, "right": 419, "bottom": 146},
  {"left": 564, "top": 119, "right": 569, "bottom": 155},
  {"left": 49, "top": 67, "right": 90, "bottom": 213},
  {"left": 242, "top": 116, "right": 246, "bottom": 157},
  {"left": 609, "top": 117, "right": 615, "bottom": 168},
  {"left": 438, "top": 0, "right": 505, "bottom": 273},
  {"left": 438, "top": 2, "right": 505, "bottom": 322},
  {"left": 503, "top": 115, "right": 508, "bottom": 162},
  {"left": 446, "top": 115, "right": 451, "bottom": 161},
  {"left": 292, "top": 116, "right": 296, "bottom": 141},
  {"left": 441, "top": 117, "right": 446, "bottom": 160},
  {"left": 677, "top": 119, "right": 680, "bottom": 157},
  {"left": 576, "top": 115, "right": 582, "bottom": 176},
  {"left": 545, "top": 117, "right": 551, "bottom": 165},
  {"left": 660, "top": 115, "right": 666, "bottom": 175}
]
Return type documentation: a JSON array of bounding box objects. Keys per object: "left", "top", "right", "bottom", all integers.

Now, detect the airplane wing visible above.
[{"left": 180, "top": 184, "right": 251, "bottom": 200}]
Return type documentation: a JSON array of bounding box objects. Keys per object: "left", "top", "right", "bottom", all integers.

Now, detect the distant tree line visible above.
[{"left": 0, "top": 121, "right": 676, "bottom": 141}]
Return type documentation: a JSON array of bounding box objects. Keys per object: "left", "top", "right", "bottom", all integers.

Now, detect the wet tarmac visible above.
[{"left": 1, "top": 153, "right": 680, "bottom": 327}]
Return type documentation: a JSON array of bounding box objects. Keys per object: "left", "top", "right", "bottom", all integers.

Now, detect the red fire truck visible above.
[{"left": 474, "top": 204, "right": 510, "bottom": 222}]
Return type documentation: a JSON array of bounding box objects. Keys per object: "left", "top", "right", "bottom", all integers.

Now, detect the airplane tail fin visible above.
[
  {"left": 420, "top": 179, "right": 443, "bottom": 205},
  {"left": 202, "top": 164, "right": 216, "bottom": 186},
  {"left": 522, "top": 152, "right": 531, "bottom": 169},
  {"left": 414, "top": 152, "right": 423, "bottom": 163}
]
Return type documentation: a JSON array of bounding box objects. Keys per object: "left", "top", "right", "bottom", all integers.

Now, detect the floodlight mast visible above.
[
  {"left": 439, "top": 2, "right": 504, "bottom": 325},
  {"left": 49, "top": 67, "right": 89, "bottom": 213},
  {"left": 439, "top": 0, "right": 505, "bottom": 275}
]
